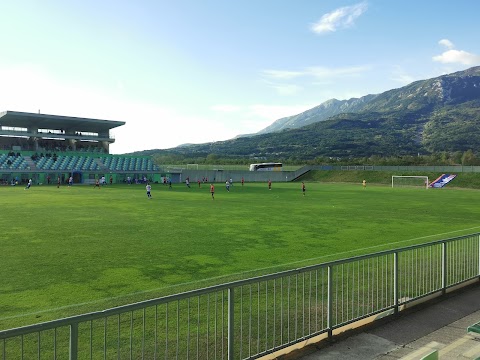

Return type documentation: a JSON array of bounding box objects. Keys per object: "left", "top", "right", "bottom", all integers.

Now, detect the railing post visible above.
[
  {"left": 70, "top": 323, "right": 78, "bottom": 360},
  {"left": 478, "top": 235, "right": 480, "bottom": 278},
  {"left": 228, "top": 287, "right": 234, "bottom": 360},
  {"left": 394, "top": 252, "right": 399, "bottom": 314},
  {"left": 442, "top": 242, "right": 447, "bottom": 294},
  {"left": 327, "top": 265, "right": 333, "bottom": 340}
]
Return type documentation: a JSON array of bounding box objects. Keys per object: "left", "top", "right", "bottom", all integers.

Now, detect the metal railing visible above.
[
  {"left": 1, "top": 233, "right": 479, "bottom": 359},
  {"left": 333, "top": 165, "right": 480, "bottom": 173}
]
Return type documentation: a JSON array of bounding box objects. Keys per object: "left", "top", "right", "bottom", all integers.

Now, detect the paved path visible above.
[{"left": 281, "top": 283, "right": 480, "bottom": 360}]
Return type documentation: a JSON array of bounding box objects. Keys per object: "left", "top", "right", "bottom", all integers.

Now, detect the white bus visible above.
[{"left": 249, "top": 163, "right": 283, "bottom": 171}]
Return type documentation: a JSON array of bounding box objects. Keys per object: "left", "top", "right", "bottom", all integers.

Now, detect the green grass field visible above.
[{"left": 1, "top": 180, "right": 480, "bottom": 330}]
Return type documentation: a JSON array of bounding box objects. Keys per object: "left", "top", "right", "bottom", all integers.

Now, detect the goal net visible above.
[{"left": 392, "top": 176, "right": 429, "bottom": 189}]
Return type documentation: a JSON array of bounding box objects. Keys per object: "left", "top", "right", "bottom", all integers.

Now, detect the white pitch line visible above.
[{"left": 2, "top": 226, "right": 479, "bottom": 321}]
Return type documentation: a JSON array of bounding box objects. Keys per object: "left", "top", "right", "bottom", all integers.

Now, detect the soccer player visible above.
[
  {"left": 146, "top": 183, "right": 152, "bottom": 199},
  {"left": 68, "top": 176, "right": 73, "bottom": 186},
  {"left": 57, "top": 176, "right": 61, "bottom": 188},
  {"left": 225, "top": 180, "right": 230, "bottom": 192},
  {"left": 362, "top": 179, "right": 366, "bottom": 189},
  {"left": 268, "top": 179, "right": 272, "bottom": 190},
  {"left": 24, "top": 179, "right": 32, "bottom": 190},
  {"left": 210, "top": 183, "right": 215, "bottom": 200},
  {"left": 302, "top": 182, "right": 306, "bottom": 196},
  {"left": 241, "top": 177, "right": 244, "bottom": 186},
  {"left": 94, "top": 178, "right": 100, "bottom": 189}
]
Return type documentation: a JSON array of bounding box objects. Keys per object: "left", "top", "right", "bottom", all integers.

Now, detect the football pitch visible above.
[{"left": 1, "top": 181, "right": 480, "bottom": 330}]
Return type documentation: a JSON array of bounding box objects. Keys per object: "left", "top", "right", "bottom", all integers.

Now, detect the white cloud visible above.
[
  {"left": 263, "top": 65, "right": 370, "bottom": 82},
  {"left": 261, "top": 69, "right": 304, "bottom": 80},
  {"left": 210, "top": 105, "right": 241, "bottom": 112},
  {"left": 432, "top": 49, "right": 480, "bottom": 66},
  {"left": 261, "top": 70, "right": 305, "bottom": 94},
  {"left": 261, "top": 65, "right": 370, "bottom": 96},
  {"left": 438, "top": 39, "right": 454, "bottom": 49},
  {"left": 432, "top": 39, "right": 480, "bottom": 66},
  {"left": 311, "top": 2, "right": 368, "bottom": 34},
  {"left": 390, "top": 73, "right": 415, "bottom": 85},
  {"left": 389, "top": 66, "right": 417, "bottom": 85},
  {"left": 306, "top": 65, "right": 370, "bottom": 79}
]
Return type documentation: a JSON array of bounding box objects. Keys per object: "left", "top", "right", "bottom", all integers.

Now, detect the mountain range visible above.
[
  {"left": 257, "top": 66, "right": 480, "bottom": 135},
  {"left": 138, "top": 66, "right": 480, "bottom": 160}
]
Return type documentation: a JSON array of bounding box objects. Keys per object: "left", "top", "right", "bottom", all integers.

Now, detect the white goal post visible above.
[
  {"left": 392, "top": 175, "right": 429, "bottom": 189},
  {"left": 186, "top": 164, "right": 199, "bottom": 170}
]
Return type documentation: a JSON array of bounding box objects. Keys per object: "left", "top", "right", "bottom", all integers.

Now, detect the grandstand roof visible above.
[{"left": 0, "top": 111, "right": 125, "bottom": 132}]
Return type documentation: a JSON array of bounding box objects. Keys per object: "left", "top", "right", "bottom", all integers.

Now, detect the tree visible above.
[
  {"left": 205, "top": 154, "right": 218, "bottom": 164},
  {"left": 461, "top": 149, "right": 477, "bottom": 165},
  {"left": 452, "top": 151, "right": 463, "bottom": 164}
]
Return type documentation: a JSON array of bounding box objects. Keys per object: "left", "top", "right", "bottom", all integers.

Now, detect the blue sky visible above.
[{"left": 0, "top": 1, "right": 479, "bottom": 154}]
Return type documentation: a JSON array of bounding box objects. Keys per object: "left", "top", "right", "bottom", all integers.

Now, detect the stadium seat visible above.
[{"left": 468, "top": 321, "right": 480, "bottom": 335}]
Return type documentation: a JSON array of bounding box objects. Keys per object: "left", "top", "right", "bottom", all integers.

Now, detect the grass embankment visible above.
[{"left": 298, "top": 170, "right": 480, "bottom": 189}]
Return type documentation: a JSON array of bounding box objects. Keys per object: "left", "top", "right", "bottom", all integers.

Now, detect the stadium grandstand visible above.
[{"left": 0, "top": 111, "right": 163, "bottom": 185}]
